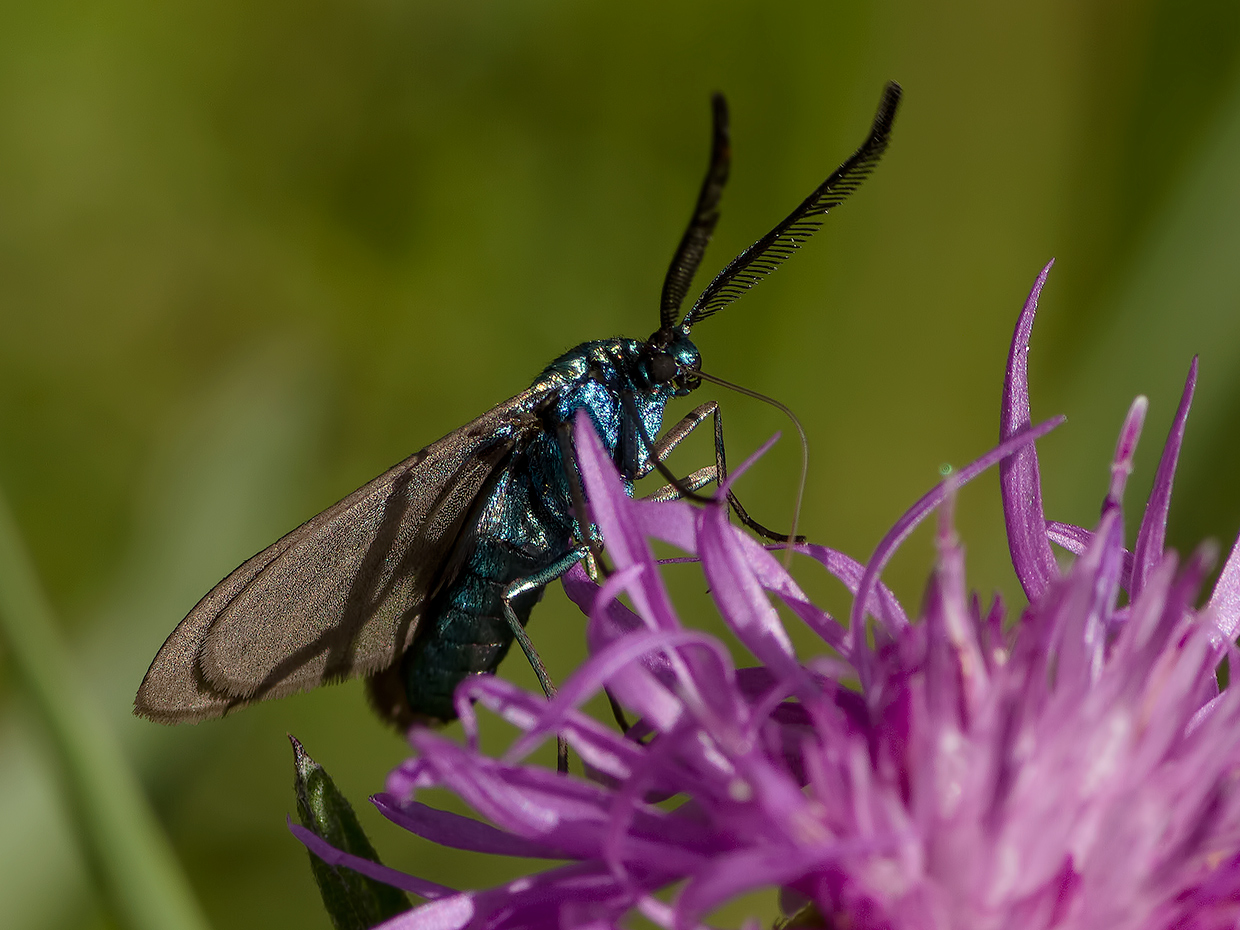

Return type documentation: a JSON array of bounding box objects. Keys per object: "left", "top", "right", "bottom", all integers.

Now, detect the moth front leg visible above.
[
  {"left": 638, "top": 399, "right": 803, "bottom": 544},
  {"left": 634, "top": 401, "right": 719, "bottom": 478},
  {"left": 643, "top": 465, "right": 717, "bottom": 502}
]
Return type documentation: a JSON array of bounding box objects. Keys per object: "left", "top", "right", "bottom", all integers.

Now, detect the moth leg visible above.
[
  {"left": 643, "top": 464, "right": 717, "bottom": 502},
  {"left": 697, "top": 404, "right": 806, "bottom": 544},
  {"left": 622, "top": 392, "right": 715, "bottom": 504},
  {"left": 582, "top": 549, "right": 604, "bottom": 583},
  {"left": 605, "top": 687, "right": 631, "bottom": 732},
  {"left": 503, "top": 546, "right": 589, "bottom": 773},
  {"left": 635, "top": 401, "right": 719, "bottom": 476},
  {"left": 628, "top": 395, "right": 805, "bottom": 543},
  {"left": 726, "top": 488, "right": 805, "bottom": 543}
]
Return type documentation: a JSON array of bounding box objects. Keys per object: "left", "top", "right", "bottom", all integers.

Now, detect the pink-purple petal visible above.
[
  {"left": 796, "top": 542, "right": 908, "bottom": 631},
  {"left": 1104, "top": 395, "right": 1148, "bottom": 510},
  {"left": 1132, "top": 358, "right": 1198, "bottom": 597},
  {"left": 375, "top": 893, "right": 476, "bottom": 930},
  {"left": 699, "top": 503, "right": 802, "bottom": 679},
  {"left": 851, "top": 415, "right": 1064, "bottom": 689},
  {"left": 507, "top": 627, "right": 737, "bottom": 749},
  {"left": 1208, "top": 531, "right": 1240, "bottom": 639},
  {"left": 289, "top": 819, "right": 456, "bottom": 899},
  {"left": 999, "top": 260, "right": 1060, "bottom": 602},
  {"left": 728, "top": 531, "right": 849, "bottom": 653},
  {"left": 1045, "top": 520, "right": 1136, "bottom": 589},
  {"left": 372, "top": 795, "right": 567, "bottom": 859},
  {"left": 574, "top": 409, "right": 678, "bottom": 626}
]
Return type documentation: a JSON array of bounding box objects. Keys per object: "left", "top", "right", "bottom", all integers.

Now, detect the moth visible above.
[{"left": 135, "top": 83, "right": 901, "bottom": 727}]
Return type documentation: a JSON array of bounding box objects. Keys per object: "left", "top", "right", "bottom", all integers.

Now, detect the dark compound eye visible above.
[{"left": 649, "top": 352, "right": 678, "bottom": 384}]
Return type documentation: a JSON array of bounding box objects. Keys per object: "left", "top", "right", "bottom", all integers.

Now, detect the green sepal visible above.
[
  {"left": 291, "top": 735, "right": 410, "bottom": 930},
  {"left": 774, "top": 901, "right": 828, "bottom": 930}
]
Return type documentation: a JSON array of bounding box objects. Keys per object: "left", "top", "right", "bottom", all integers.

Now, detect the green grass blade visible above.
[{"left": 0, "top": 486, "right": 212, "bottom": 930}]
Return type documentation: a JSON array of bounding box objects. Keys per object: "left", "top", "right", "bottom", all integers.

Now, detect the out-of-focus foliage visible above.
[{"left": 0, "top": 1, "right": 1237, "bottom": 928}]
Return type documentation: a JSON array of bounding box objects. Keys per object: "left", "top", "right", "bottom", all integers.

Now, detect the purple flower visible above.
[{"left": 295, "top": 261, "right": 1240, "bottom": 930}]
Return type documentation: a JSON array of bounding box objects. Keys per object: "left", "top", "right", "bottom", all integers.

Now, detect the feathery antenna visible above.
[
  {"left": 658, "top": 94, "right": 732, "bottom": 334},
  {"left": 683, "top": 81, "right": 901, "bottom": 329}
]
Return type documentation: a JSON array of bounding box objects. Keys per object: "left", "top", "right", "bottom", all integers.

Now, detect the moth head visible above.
[{"left": 643, "top": 326, "right": 701, "bottom": 395}]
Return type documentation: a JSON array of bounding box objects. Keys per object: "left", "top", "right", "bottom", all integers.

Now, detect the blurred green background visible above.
[{"left": 3, "top": 1, "right": 1240, "bottom": 927}]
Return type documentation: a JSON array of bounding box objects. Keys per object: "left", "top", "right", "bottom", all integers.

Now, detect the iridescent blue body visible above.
[
  {"left": 402, "top": 334, "right": 699, "bottom": 720},
  {"left": 133, "top": 84, "right": 899, "bottom": 729}
]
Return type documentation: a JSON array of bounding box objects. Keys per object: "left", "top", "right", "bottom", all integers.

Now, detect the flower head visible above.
[{"left": 297, "top": 262, "right": 1240, "bottom": 930}]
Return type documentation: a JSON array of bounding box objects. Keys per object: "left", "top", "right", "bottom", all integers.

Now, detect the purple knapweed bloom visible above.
[{"left": 294, "top": 260, "right": 1240, "bottom": 930}]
